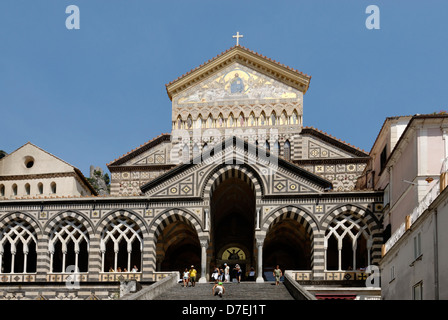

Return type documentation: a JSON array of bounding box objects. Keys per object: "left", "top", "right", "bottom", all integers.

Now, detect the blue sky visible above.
[{"left": 1, "top": 0, "right": 447, "bottom": 177}]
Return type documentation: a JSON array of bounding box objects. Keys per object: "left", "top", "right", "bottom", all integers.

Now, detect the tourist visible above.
[
  {"left": 234, "top": 264, "right": 242, "bottom": 283},
  {"left": 273, "top": 265, "right": 282, "bottom": 285},
  {"left": 224, "top": 263, "right": 230, "bottom": 282},
  {"left": 212, "top": 281, "right": 225, "bottom": 298},
  {"left": 131, "top": 265, "right": 138, "bottom": 272},
  {"left": 182, "top": 268, "right": 190, "bottom": 287},
  {"left": 211, "top": 266, "right": 220, "bottom": 283},
  {"left": 248, "top": 266, "right": 256, "bottom": 281},
  {"left": 117, "top": 267, "right": 122, "bottom": 272},
  {"left": 189, "top": 265, "right": 197, "bottom": 287},
  {"left": 109, "top": 267, "right": 114, "bottom": 272}
]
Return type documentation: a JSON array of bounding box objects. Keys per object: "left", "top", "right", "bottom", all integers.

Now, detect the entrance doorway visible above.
[
  {"left": 210, "top": 173, "right": 256, "bottom": 281},
  {"left": 263, "top": 218, "right": 312, "bottom": 279},
  {"left": 156, "top": 220, "right": 201, "bottom": 274}
]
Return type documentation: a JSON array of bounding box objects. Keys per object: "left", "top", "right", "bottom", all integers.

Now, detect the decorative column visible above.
[
  {"left": 255, "top": 208, "right": 261, "bottom": 231},
  {"left": 198, "top": 239, "right": 209, "bottom": 283},
  {"left": 256, "top": 237, "right": 264, "bottom": 283}
]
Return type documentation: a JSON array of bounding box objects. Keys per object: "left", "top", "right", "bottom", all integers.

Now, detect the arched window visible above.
[
  {"left": 270, "top": 112, "right": 276, "bottom": 126},
  {"left": 280, "top": 111, "right": 287, "bottom": 125},
  {"left": 177, "top": 116, "right": 183, "bottom": 129},
  {"left": 228, "top": 113, "right": 234, "bottom": 127},
  {"left": 249, "top": 113, "right": 255, "bottom": 127},
  {"left": 12, "top": 184, "right": 17, "bottom": 196},
  {"left": 217, "top": 114, "right": 224, "bottom": 128},
  {"left": 38, "top": 183, "right": 43, "bottom": 195},
  {"left": 260, "top": 113, "right": 266, "bottom": 126},
  {"left": 50, "top": 182, "right": 57, "bottom": 194},
  {"left": 196, "top": 116, "right": 203, "bottom": 129},
  {"left": 324, "top": 213, "right": 373, "bottom": 271},
  {"left": 291, "top": 110, "right": 299, "bottom": 125},
  {"left": 100, "top": 217, "right": 142, "bottom": 273},
  {"left": 238, "top": 113, "right": 245, "bottom": 127},
  {"left": 187, "top": 115, "right": 193, "bottom": 129},
  {"left": 284, "top": 140, "right": 291, "bottom": 161},
  {"left": 0, "top": 219, "right": 37, "bottom": 273},
  {"left": 25, "top": 183, "right": 31, "bottom": 196},
  {"left": 0, "top": 184, "right": 4, "bottom": 197},
  {"left": 207, "top": 115, "right": 213, "bottom": 128},
  {"left": 49, "top": 217, "right": 89, "bottom": 273}
]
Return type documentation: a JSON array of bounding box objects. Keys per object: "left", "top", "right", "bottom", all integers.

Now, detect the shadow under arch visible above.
[
  {"left": 150, "top": 208, "right": 203, "bottom": 274},
  {"left": 261, "top": 206, "right": 318, "bottom": 273}
]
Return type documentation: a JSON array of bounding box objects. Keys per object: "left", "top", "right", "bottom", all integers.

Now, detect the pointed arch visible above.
[
  {"left": 280, "top": 110, "right": 288, "bottom": 125},
  {"left": 228, "top": 112, "right": 235, "bottom": 127},
  {"left": 291, "top": 110, "right": 299, "bottom": 125},
  {"left": 322, "top": 205, "right": 382, "bottom": 267},
  {"left": 0, "top": 216, "right": 38, "bottom": 273},
  {"left": 48, "top": 216, "right": 90, "bottom": 273},
  {"left": 237, "top": 112, "right": 245, "bottom": 127},
  {"left": 248, "top": 112, "right": 256, "bottom": 127},
  {"left": 217, "top": 113, "right": 224, "bottom": 128},
  {"left": 186, "top": 115, "right": 193, "bottom": 129},
  {"left": 270, "top": 111, "right": 276, "bottom": 126},
  {"left": 259, "top": 111, "right": 266, "bottom": 126},
  {"left": 176, "top": 115, "right": 183, "bottom": 129},
  {"left": 196, "top": 115, "right": 203, "bottom": 129},
  {"left": 99, "top": 211, "right": 146, "bottom": 273},
  {"left": 206, "top": 113, "right": 213, "bottom": 128}
]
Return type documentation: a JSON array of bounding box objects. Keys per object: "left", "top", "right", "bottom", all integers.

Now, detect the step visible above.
[{"left": 153, "top": 281, "right": 295, "bottom": 300}]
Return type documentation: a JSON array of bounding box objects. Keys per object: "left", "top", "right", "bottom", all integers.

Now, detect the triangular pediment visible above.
[
  {"left": 300, "top": 127, "right": 369, "bottom": 159},
  {"left": 174, "top": 62, "right": 303, "bottom": 106},
  {"left": 0, "top": 142, "right": 78, "bottom": 176},
  {"left": 166, "top": 45, "right": 311, "bottom": 101},
  {"left": 107, "top": 134, "right": 171, "bottom": 168},
  {"left": 141, "top": 137, "right": 332, "bottom": 199}
]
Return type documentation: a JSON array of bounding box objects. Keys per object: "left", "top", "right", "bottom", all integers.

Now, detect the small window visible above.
[
  {"left": 390, "top": 266, "right": 395, "bottom": 282},
  {"left": 50, "top": 182, "right": 57, "bottom": 194},
  {"left": 25, "top": 183, "right": 31, "bottom": 195},
  {"left": 414, "top": 232, "right": 422, "bottom": 259},
  {"left": 38, "top": 183, "right": 43, "bottom": 195},
  {"left": 24, "top": 156, "right": 35, "bottom": 168},
  {"left": 413, "top": 282, "right": 423, "bottom": 300},
  {"left": 0, "top": 184, "right": 4, "bottom": 197},
  {"left": 12, "top": 184, "right": 18, "bottom": 196}
]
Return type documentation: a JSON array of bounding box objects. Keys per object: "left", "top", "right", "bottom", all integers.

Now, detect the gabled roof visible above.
[
  {"left": 301, "top": 127, "right": 369, "bottom": 157},
  {"left": 140, "top": 136, "right": 332, "bottom": 194},
  {"left": 165, "top": 45, "right": 312, "bottom": 100},
  {"left": 0, "top": 142, "right": 97, "bottom": 196},
  {"left": 107, "top": 133, "right": 171, "bottom": 168}
]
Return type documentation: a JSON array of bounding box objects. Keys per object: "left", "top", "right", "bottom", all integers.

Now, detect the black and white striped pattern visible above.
[{"left": 202, "top": 164, "right": 263, "bottom": 200}]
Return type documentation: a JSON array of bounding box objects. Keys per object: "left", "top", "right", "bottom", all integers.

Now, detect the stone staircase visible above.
[{"left": 153, "top": 281, "right": 295, "bottom": 300}]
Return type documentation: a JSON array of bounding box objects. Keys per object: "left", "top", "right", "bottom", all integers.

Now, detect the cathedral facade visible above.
[{"left": 0, "top": 45, "right": 383, "bottom": 300}]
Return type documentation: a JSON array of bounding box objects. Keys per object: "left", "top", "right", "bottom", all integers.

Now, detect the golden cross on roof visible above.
[{"left": 233, "top": 31, "right": 244, "bottom": 46}]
